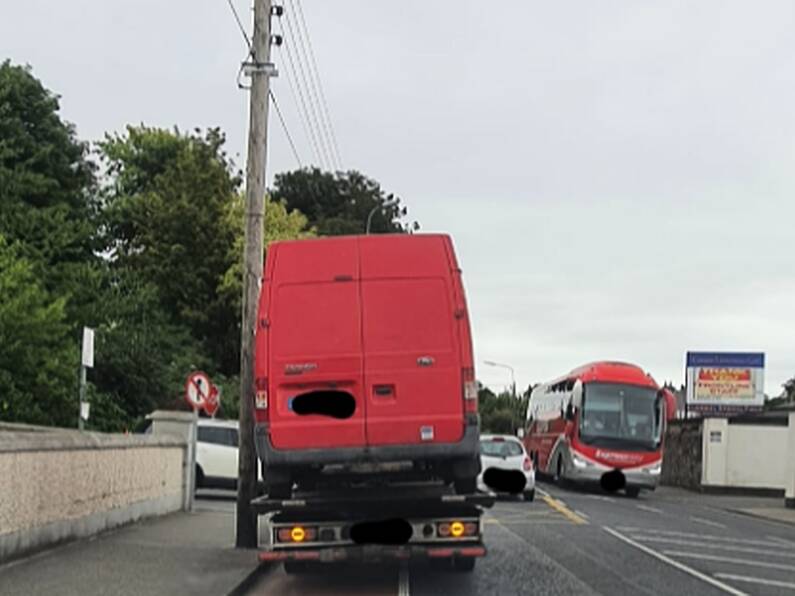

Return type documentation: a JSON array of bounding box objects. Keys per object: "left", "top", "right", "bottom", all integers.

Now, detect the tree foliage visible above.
[
  {"left": 272, "top": 168, "right": 418, "bottom": 235},
  {"left": 0, "top": 62, "right": 415, "bottom": 430},
  {"left": 0, "top": 237, "right": 77, "bottom": 426},
  {"left": 478, "top": 383, "right": 529, "bottom": 435}
]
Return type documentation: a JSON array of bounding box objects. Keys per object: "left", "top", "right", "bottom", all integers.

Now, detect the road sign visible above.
[
  {"left": 184, "top": 371, "right": 220, "bottom": 417},
  {"left": 81, "top": 327, "right": 95, "bottom": 368}
]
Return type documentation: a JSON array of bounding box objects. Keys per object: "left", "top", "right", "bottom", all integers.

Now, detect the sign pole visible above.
[{"left": 78, "top": 365, "right": 87, "bottom": 431}]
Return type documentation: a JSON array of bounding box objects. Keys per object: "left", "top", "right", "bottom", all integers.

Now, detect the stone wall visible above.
[
  {"left": 661, "top": 419, "right": 703, "bottom": 490},
  {"left": 0, "top": 423, "right": 187, "bottom": 562}
]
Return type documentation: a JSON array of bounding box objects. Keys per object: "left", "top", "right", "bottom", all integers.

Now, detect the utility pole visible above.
[{"left": 237, "top": 0, "right": 275, "bottom": 549}]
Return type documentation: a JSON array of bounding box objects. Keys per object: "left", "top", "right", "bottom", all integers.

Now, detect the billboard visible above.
[{"left": 685, "top": 352, "right": 765, "bottom": 415}]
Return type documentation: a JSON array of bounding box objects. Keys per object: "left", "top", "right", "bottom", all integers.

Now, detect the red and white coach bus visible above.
[{"left": 522, "top": 362, "right": 676, "bottom": 497}]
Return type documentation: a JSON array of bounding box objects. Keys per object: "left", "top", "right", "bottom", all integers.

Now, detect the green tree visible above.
[
  {"left": 99, "top": 126, "right": 241, "bottom": 374},
  {"left": 0, "top": 236, "right": 77, "bottom": 426},
  {"left": 0, "top": 61, "right": 99, "bottom": 329},
  {"left": 271, "top": 168, "right": 418, "bottom": 235},
  {"left": 218, "top": 194, "right": 315, "bottom": 322},
  {"left": 88, "top": 269, "right": 210, "bottom": 431},
  {"left": 478, "top": 383, "right": 529, "bottom": 434}
]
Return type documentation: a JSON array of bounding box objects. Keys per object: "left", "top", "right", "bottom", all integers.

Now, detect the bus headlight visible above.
[
  {"left": 645, "top": 463, "right": 662, "bottom": 475},
  {"left": 571, "top": 452, "right": 591, "bottom": 469}
]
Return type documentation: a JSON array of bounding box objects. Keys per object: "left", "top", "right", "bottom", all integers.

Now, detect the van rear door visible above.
[
  {"left": 359, "top": 235, "right": 464, "bottom": 446},
  {"left": 268, "top": 238, "right": 366, "bottom": 450}
]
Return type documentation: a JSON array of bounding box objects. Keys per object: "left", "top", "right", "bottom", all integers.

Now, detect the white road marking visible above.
[
  {"left": 617, "top": 527, "right": 787, "bottom": 548},
  {"left": 714, "top": 573, "right": 795, "bottom": 590},
  {"left": 632, "top": 536, "right": 795, "bottom": 558},
  {"left": 690, "top": 516, "right": 727, "bottom": 529},
  {"left": 398, "top": 563, "right": 410, "bottom": 596},
  {"left": 768, "top": 535, "right": 795, "bottom": 548},
  {"left": 603, "top": 527, "right": 748, "bottom": 596},
  {"left": 635, "top": 504, "right": 664, "bottom": 514},
  {"left": 663, "top": 550, "right": 795, "bottom": 572},
  {"left": 536, "top": 487, "right": 551, "bottom": 498},
  {"left": 586, "top": 495, "right": 617, "bottom": 503},
  {"left": 574, "top": 510, "right": 590, "bottom": 520}
]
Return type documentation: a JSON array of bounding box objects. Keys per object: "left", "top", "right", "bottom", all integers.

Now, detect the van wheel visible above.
[
  {"left": 453, "top": 558, "right": 476, "bottom": 572},
  {"left": 454, "top": 478, "right": 477, "bottom": 495},
  {"left": 267, "top": 483, "right": 292, "bottom": 499},
  {"left": 625, "top": 487, "right": 640, "bottom": 498}
]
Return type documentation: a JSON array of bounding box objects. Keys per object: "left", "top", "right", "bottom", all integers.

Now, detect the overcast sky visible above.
[{"left": 3, "top": 1, "right": 794, "bottom": 396}]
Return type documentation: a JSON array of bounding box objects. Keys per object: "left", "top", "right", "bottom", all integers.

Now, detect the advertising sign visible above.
[{"left": 685, "top": 352, "right": 764, "bottom": 414}]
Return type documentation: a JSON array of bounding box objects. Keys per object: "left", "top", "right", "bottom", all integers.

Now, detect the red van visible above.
[{"left": 253, "top": 234, "right": 481, "bottom": 497}]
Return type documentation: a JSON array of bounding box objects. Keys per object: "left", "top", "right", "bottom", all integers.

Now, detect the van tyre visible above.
[
  {"left": 267, "top": 483, "right": 292, "bottom": 499},
  {"left": 454, "top": 477, "right": 477, "bottom": 495}
]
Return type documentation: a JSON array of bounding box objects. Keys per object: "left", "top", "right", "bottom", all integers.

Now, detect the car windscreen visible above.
[{"left": 480, "top": 440, "right": 523, "bottom": 457}]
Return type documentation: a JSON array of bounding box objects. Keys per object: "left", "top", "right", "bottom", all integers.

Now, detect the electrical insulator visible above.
[
  {"left": 270, "top": 34, "right": 283, "bottom": 46},
  {"left": 271, "top": 5, "right": 284, "bottom": 17}
]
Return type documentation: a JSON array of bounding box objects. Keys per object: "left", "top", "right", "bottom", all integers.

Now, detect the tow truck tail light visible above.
[
  {"left": 255, "top": 377, "right": 268, "bottom": 410},
  {"left": 523, "top": 455, "right": 533, "bottom": 471},
  {"left": 437, "top": 521, "right": 478, "bottom": 538},
  {"left": 277, "top": 526, "right": 317, "bottom": 543},
  {"left": 463, "top": 367, "right": 478, "bottom": 414}
]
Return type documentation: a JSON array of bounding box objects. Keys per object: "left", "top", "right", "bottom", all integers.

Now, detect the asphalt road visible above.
[{"left": 242, "top": 481, "right": 795, "bottom": 596}]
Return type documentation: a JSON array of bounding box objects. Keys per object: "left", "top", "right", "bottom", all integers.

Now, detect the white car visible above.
[
  {"left": 196, "top": 419, "right": 262, "bottom": 490},
  {"left": 477, "top": 434, "right": 536, "bottom": 501}
]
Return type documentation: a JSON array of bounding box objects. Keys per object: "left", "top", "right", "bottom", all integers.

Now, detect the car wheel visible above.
[
  {"left": 195, "top": 465, "right": 204, "bottom": 491},
  {"left": 453, "top": 557, "right": 476, "bottom": 572},
  {"left": 625, "top": 487, "right": 640, "bottom": 498},
  {"left": 524, "top": 489, "right": 535, "bottom": 502}
]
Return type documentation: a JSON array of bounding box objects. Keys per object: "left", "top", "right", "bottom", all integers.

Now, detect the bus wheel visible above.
[
  {"left": 554, "top": 456, "right": 563, "bottom": 485},
  {"left": 625, "top": 487, "right": 640, "bottom": 498}
]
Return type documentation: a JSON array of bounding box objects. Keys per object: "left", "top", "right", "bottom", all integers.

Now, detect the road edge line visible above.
[
  {"left": 602, "top": 526, "right": 748, "bottom": 596},
  {"left": 398, "top": 562, "right": 410, "bottom": 596}
]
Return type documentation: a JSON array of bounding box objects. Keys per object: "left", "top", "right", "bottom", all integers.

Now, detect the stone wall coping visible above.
[{"left": 0, "top": 430, "right": 185, "bottom": 454}]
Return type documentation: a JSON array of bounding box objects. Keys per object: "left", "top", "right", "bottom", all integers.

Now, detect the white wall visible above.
[{"left": 702, "top": 417, "right": 790, "bottom": 490}]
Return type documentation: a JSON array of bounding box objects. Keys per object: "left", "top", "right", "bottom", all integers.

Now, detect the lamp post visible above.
[
  {"left": 483, "top": 360, "right": 516, "bottom": 399},
  {"left": 365, "top": 198, "right": 400, "bottom": 234}
]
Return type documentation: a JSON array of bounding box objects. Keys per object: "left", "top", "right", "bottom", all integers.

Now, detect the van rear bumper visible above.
[{"left": 255, "top": 416, "right": 480, "bottom": 468}]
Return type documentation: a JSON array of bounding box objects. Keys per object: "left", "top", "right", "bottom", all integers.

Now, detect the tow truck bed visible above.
[{"left": 254, "top": 484, "right": 495, "bottom": 568}]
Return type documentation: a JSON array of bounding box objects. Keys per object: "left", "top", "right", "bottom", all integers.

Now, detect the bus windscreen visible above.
[{"left": 578, "top": 383, "right": 662, "bottom": 450}]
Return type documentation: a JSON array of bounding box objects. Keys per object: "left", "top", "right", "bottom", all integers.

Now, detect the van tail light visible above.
[
  {"left": 255, "top": 377, "right": 268, "bottom": 410},
  {"left": 462, "top": 367, "right": 478, "bottom": 414},
  {"left": 523, "top": 455, "right": 533, "bottom": 471}
]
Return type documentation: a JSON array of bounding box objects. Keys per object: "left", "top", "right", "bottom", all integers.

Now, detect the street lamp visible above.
[
  {"left": 365, "top": 198, "right": 400, "bottom": 234},
  {"left": 483, "top": 360, "right": 516, "bottom": 399}
]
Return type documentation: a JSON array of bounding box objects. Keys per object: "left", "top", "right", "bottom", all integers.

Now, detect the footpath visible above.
[
  {"left": 656, "top": 485, "right": 795, "bottom": 526},
  {"left": 0, "top": 497, "right": 264, "bottom": 596}
]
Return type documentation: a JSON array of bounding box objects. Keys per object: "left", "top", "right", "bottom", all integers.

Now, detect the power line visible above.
[
  {"left": 270, "top": 89, "right": 303, "bottom": 168},
  {"left": 226, "top": 0, "right": 252, "bottom": 52},
  {"left": 277, "top": 18, "right": 328, "bottom": 168},
  {"left": 285, "top": 0, "right": 337, "bottom": 170},
  {"left": 292, "top": 0, "right": 343, "bottom": 169},
  {"left": 281, "top": 6, "right": 334, "bottom": 169}
]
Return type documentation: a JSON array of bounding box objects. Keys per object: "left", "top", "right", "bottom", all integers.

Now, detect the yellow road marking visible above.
[{"left": 542, "top": 495, "right": 588, "bottom": 525}]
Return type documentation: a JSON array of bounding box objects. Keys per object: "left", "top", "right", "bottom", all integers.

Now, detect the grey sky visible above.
[{"left": 2, "top": 1, "right": 793, "bottom": 395}]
